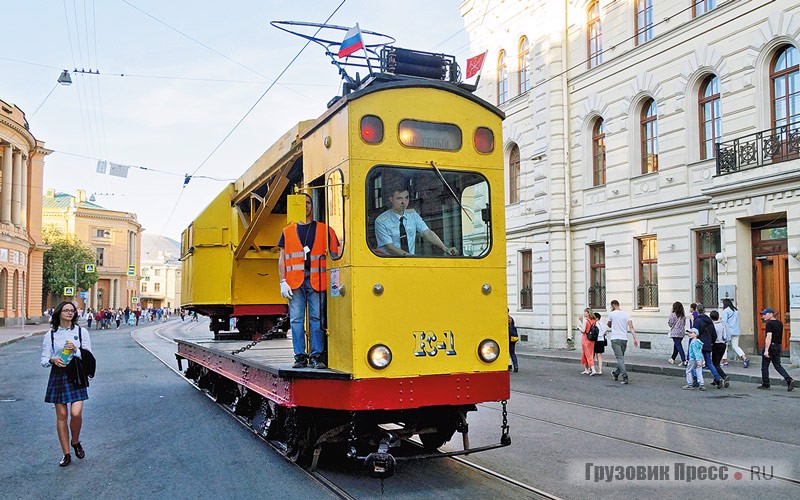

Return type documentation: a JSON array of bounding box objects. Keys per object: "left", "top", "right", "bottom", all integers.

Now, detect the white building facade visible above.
[
  {"left": 140, "top": 234, "right": 182, "bottom": 311},
  {"left": 462, "top": 0, "right": 800, "bottom": 363}
]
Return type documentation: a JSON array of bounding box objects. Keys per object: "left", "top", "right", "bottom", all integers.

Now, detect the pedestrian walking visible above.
[
  {"left": 508, "top": 313, "right": 519, "bottom": 373},
  {"left": 86, "top": 308, "right": 93, "bottom": 330},
  {"left": 592, "top": 312, "right": 607, "bottom": 375},
  {"left": 692, "top": 304, "right": 723, "bottom": 389},
  {"left": 579, "top": 308, "right": 597, "bottom": 375},
  {"left": 40, "top": 301, "right": 92, "bottom": 466},
  {"left": 710, "top": 310, "right": 730, "bottom": 388},
  {"left": 607, "top": 300, "right": 639, "bottom": 385},
  {"left": 667, "top": 301, "right": 687, "bottom": 366},
  {"left": 757, "top": 308, "right": 796, "bottom": 391},
  {"left": 721, "top": 298, "right": 749, "bottom": 368},
  {"left": 682, "top": 328, "right": 705, "bottom": 391}
]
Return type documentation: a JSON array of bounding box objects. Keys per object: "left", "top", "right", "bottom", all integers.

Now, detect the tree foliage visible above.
[{"left": 42, "top": 226, "right": 99, "bottom": 296}]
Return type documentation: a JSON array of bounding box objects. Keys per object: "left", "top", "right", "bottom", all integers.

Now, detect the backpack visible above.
[{"left": 587, "top": 323, "right": 599, "bottom": 341}]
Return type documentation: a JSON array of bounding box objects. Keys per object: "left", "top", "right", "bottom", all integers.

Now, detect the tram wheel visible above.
[{"left": 419, "top": 425, "right": 457, "bottom": 451}]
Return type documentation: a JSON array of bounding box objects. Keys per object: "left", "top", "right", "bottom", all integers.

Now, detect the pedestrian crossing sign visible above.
[
  {"left": 132, "top": 297, "right": 139, "bottom": 303},
  {"left": 85, "top": 264, "right": 95, "bottom": 273},
  {"left": 127, "top": 264, "right": 136, "bottom": 276},
  {"left": 64, "top": 287, "right": 75, "bottom": 296}
]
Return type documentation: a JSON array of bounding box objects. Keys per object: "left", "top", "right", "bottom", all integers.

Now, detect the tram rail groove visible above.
[
  {"left": 508, "top": 389, "right": 800, "bottom": 448},
  {"left": 131, "top": 324, "right": 357, "bottom": 500},
  {"left": 478, "top": 401, "right": 800, "bottom": 488}
]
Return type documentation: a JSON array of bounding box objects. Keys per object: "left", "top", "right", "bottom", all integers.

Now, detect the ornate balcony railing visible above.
[
  {"left": 695, "top": 276, "right": 718, "bottom": 307},
  {"left": 717, "top": 124, "right": 800, "bottom": 175}
]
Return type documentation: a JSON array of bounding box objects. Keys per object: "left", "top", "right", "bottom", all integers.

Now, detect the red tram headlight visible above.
[
  {"left": 368, "top": 344, "right": 392, "bottom": 369},
  {"left": 478, "top": 339, "right": 500, "bottom": 363},
  {"left": 361, "top": 115, "right": 384, "bottom": 144},
  {"left": 474, "top": 127, "right": 494, "bottom": 153}
]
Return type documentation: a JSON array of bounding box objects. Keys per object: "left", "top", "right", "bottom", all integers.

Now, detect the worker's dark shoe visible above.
[{"left": 292, "top": 355, "right": 308, "bottom": 369}]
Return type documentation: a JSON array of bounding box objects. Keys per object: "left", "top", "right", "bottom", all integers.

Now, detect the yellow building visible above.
[
  {"left": 0, "top": 98, "right": 48, "bottom": 325},
  {"left": 42, "top": 189, "right": 142, "bottom": 311}
]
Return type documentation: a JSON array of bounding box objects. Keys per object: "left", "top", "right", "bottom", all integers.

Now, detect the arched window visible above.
[
  {"left": 518, "top": 36, "right": 531, "bottom": 95},
  {"left": 509, "top": 144, "right": 521, "bottom": 204},
  {"left": 640, "top": 99, "right": 658, "bottom": 174},
  {"left": 587, "top": 1, "right": 602, "bottom": 68},
  {"left": 0, "top": 269, "right": 6, "bottom": 310},
  {"left": 770, "top": 45, "right": 800, "bottom": 131},
  {"left": 699, "top": 75, "right": 721, "bottom": 160},
  {"left": 12, "top": 271, "right": 18, "bottom": 311},
  {"left": 592, "top": 118, "right": 606, "bottom": 186},
  {"left": 497, "top": 50, "right": 509, "bottom": 105},
  {"left": 635, "top": 0, "right": 653, "bottom": 45}
]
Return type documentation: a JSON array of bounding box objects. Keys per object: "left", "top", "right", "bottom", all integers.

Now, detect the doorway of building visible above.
[{"left": 752, "top": 220, "right": 790, "bottom": 353}]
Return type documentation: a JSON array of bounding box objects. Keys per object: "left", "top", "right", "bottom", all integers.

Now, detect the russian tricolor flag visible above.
[{"left": 338, "top": 25, "right": 364, "bottom": 58}]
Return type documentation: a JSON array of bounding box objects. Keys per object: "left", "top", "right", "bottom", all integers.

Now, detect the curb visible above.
[
  {"left": 517, "top": 351, "right": 793, "bottom": 386},
  {"left": 0, "top": 329, "right": 48, "bottom": 348}
]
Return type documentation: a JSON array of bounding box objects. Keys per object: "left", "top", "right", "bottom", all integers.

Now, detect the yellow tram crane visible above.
[{"left": 179, "top": 47, "right": 509, "bottom": 477}]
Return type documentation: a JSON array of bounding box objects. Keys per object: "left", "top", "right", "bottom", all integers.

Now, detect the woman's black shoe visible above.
[
  {"left": 71, "top": 442, "right": 85, "bottom": 459},
  {"left": 59, "top": 454, "right": 71, "bottom": 467}
]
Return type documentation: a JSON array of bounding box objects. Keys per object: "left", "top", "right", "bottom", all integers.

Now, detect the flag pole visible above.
[{"left": 357, "top": 23, "right": 373, "bottom": 75}]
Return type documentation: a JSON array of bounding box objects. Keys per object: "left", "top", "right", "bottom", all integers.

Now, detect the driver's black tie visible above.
[{"left": 399, "top": 216, "right": 409, "bottom": 253}]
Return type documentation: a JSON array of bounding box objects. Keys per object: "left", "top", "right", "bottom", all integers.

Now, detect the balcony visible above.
[{"left": 717, "top": 125, "right": 800, "bottom": 175}]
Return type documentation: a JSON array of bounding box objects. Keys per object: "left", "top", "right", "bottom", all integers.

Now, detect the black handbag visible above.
[{"left": 52, "top": 326, "right": 95, "bottom": 387}]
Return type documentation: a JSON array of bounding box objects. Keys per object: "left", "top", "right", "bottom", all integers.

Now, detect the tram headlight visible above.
[
  {"left": 478, "top": 339, "right": 500, "bottom": 363},
  {"left": 368, "top": 344, "right": 392, "bottom": 369}
]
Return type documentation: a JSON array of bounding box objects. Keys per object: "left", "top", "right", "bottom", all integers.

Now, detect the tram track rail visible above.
[
  {"left": 131, "top": 322, "right": 357, "bottom": 499},
  {"left": 478, "top": 392, "right": 800, "bottom": 488}
]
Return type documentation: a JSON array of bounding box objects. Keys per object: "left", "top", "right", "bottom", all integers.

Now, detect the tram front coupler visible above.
[{"left": 364, "top": 432, "right": 399, "bottom": 479}]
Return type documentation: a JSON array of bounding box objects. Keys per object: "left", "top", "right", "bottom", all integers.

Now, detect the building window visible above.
[
  {"left": 12, "top": 271, "right": 18, "bottom": 310},
  {"left": 592, "top": 118, "right": 606, "bottom": 186},
  {"left": 509, "top": 144, "right": 521, "bottom": 204},
  {"left": 770, "top": 45, "right": 800, "bottom": 131},
  {"left": 693, "top": 0, "right": 717, "bottom": 17},
  {"left": 637, "top": 237, "right": 658, "bottom": 308},
  {"left": 497, "top": 50, "right": 509, "bottom": 105},
  {"left": 154, "top": 283, "right": 161, "bottom": 292},
  {"left": 587, "top": 1, "right": 602, "bottom": 68},
  {"left": 699, "top": 75, "right": 721, "bottom": 160},
  {"left": 141, "top": 283, "right": 147, "bottom": 293},
  {"left": 640, "top": 98, "right": 659, "bottom": 173},
  {"left": 635, "top": 0, "right": 653, "bottom": 45},
  {"left": 588, "top": 244, "right": 606, "bottom": 309},
  {"left": 520, "top": 250, "right": 532, "bottom": 310},
  {"left": 96, "top": 248, "right": 104, "bottom": 267},
  {"left": 695, "top": 229, "right": 720, "bottom": 306},
  {"left": 518, "top": 36, "right": 531, "bottom": 95},
  {"left": 154, "top": 269, "right": 161, "bottom": 276}
]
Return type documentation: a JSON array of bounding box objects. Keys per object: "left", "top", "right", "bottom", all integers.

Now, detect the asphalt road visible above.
[
  {"left": 0, "top": 320, "right": 337, "bottom": 500},
  {"left": 6, "top": 319, "right": 799, "bottom": 499}
]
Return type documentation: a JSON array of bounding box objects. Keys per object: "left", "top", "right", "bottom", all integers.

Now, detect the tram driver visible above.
[{"left": 374, "top": 186, "right": 458, "bottom": 257}]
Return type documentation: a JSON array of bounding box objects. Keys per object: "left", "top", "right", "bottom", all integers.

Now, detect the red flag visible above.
[{"left": 466, "top": 52, "right": 487, "bottom": 79}]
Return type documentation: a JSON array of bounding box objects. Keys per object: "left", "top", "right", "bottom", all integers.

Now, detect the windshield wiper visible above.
[{"left": 429, "top": 161, "right": 472, "bottom": 222}]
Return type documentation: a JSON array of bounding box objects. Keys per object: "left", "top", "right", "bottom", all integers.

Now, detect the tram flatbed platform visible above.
[{"left": 176, "top": 337, "right": 352, "bottom": 381}]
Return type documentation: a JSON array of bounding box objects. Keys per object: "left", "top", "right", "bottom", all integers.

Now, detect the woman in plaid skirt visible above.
[{"left": 40, "top": 301, "right": 92, "bottom": 467}]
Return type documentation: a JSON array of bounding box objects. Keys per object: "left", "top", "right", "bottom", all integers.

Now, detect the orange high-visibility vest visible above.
[{"left": 282, "top": 222, "right": 338, "bottom": 291}]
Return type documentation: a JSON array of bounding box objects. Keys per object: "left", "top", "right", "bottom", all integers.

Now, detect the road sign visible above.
[
  {"left": 64, "top": 287, "right": 75, "bottom": 296},
  {"left": 79, "top": 292, "right": 88, "bottom": 299},
  {"left": 85, "top": 264, "right": 95, "bottom": 273},
  {"left": 132, "top": 297, "right": 139, "bottom": 303},
  {"left": 127, "top": 264, "right": 136, "bottom": 276}
]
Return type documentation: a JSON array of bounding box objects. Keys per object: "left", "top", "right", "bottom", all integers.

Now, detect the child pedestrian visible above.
[
  {"left": 710, "top": 310, "right": 731, "bottom": 388},
  {"left": 683, "top": 328, "right": 705, "bottom": 391},
  {"left": 592, "top": 312, "right": 607, "bottom": 375}
]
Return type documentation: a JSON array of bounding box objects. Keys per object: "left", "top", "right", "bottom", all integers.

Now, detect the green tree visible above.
[{"left": 42, "top": 226, "right": 99, "bottom": 301}]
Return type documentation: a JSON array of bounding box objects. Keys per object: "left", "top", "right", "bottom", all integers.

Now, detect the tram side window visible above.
[{"left": 366, "top": 166, "right": 491, "bottom": 258}]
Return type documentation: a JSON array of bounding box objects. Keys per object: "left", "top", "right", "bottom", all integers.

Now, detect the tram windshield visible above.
[{"left": 366, "top": 166, "right": 491, "bottom": 258}]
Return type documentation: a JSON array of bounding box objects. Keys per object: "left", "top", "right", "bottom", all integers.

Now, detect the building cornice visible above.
[{"left": 0, "top": 115, "right": 37, "bottom": 150}]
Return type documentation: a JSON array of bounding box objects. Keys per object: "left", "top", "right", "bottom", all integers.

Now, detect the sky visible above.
[{"left": 2, "top": 0, "right": 471, "bottom": 245}]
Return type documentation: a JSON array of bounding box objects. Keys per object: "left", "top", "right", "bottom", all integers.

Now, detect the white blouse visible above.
[{"left": 40, "top": 325, "right": 92, "bottom": 367}]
